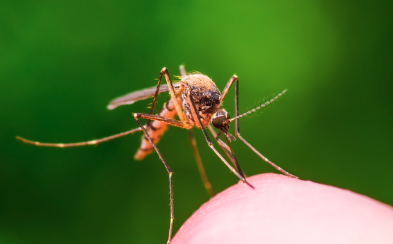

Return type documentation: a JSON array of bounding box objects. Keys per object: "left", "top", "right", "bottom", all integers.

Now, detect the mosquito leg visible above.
[
  {"left": 215, "top": 136, "right": 246, "bottom": 179},
  {"left": 210, "top": 131, "right": 247, "bottom": 177},
  {"left": 136, "top": 68, "right": 185, "bottom": 160},
  {"left": 223, "top": 75, "right": 298, "bottom": 178},
  {"left": 220, "top": 75, "right": 238, "bottom": 103},
  {"left": 146, "top": 68, "right": 166, "bottom": 128},
  {"left": 135, "top": 111, "right": 216, "bottom": 196},
  {"left": 188, "top": 129, "right": 215, "bottom": 197},
  {"left": 185, "top": 89, "right": 254, "bottom": 189},
  {"left": 237, "top": 136, "right": 297, "bottom": 178},
  {"left": 161, "top": 67, "right": 185, "bottom": 122},
  {"left": 16, "top": 127, "right": 143, "bottom": 147},
  {"left": 133, "top": 115, "right": 174, "bottom": 244},
  {"left": 134, "top": 113, "right": 191, "bottom": 129},
  {"left": 133, "top": 111, "right": 196, "bottom": 161},
  {"left": 207, "top": 124, "right": 237, "bottom": 168}
]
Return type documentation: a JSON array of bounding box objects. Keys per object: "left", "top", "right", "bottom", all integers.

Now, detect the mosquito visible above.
[{"left": 16, "top": 65, "right": 297, "bottom": 244}]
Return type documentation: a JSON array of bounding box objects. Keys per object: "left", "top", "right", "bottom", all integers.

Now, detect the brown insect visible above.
[{"left": 17, "top": 65, "right": 297, "bottom": 244}]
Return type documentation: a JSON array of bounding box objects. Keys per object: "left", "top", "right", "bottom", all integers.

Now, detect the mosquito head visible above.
[{"left": 211, "top": 109, "right": 230, "bottom": 132}]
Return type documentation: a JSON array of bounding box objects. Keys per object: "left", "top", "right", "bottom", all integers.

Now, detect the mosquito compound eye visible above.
[
  {"left": 212, "top": 109, "right": 230, "bottom": 130},
  {"left": 212, "top": 116, "right": 225, "bottom": 128}
]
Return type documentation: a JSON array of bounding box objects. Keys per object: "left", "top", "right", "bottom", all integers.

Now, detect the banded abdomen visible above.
[{"left": 134, "top": 98, "right": 177, "bottom": 160}]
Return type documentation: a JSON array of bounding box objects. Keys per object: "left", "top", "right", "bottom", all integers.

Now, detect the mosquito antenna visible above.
[
  {"left": 16, "top": 127, "right": 143, "bottom": 148},
  {"left": 230, "top": 89, "right": 287, "bottom": 122}
]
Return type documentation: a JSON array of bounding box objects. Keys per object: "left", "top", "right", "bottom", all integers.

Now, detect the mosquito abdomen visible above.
[{"left": 134, "top": 98, "right": 177, "bottom": 160}]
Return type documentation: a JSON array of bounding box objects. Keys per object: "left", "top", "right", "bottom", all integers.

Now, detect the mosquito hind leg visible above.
[
  {"left": 188, "top": 129, "right": 215, "bottom": 197},
  {"left": 222, "top": 74, "right": 298, "bottom": 178},
  {"left": 133, "top": 115, "right": 174, "bottom": 244}
]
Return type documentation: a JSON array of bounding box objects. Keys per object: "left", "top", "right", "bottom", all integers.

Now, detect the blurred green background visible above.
[{"left": 1, "top": 0, "right": 392, "bottom": 243}]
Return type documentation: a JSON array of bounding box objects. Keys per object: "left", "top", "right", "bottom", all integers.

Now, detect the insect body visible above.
[
  {"left": 17, "top": 65, "right": 297, "bottom": 244},
  {"left": 135, "top": 74, "right": 222, "bottom": 159}
]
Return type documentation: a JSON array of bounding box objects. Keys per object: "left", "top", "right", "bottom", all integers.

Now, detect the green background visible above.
[{"left": 1, "top": 0, "right": 392, "bottom": 243}]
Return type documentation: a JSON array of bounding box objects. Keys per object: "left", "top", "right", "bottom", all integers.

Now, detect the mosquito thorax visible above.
[
  {"left": 211, "top": 109, "right": 230, "bottom": 132},
  {"left": 181, "top": 74, "right": 222, "bottom": 128}
]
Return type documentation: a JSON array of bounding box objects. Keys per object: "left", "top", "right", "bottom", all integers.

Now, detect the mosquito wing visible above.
[{"left": 107, "top": 83, "right": 180, "bottom": 110}]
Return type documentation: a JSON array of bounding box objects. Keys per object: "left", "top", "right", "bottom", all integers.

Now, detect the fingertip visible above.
[{"left": 172, "top": 173, "right": 393, "bottom": 244}]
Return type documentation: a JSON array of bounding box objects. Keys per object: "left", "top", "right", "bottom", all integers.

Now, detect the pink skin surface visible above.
[{"left": 172, "top": 173, "right": 393, "bottom": 244}]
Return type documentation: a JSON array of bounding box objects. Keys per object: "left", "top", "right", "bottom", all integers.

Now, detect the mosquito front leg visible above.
[
  {"left": 223, "top": 75, "right": 298, "bottom": 178},
  {"left": 133, "top": 115, "right": 174, "bottom": 244},
  {"left": 185, "top": 89, "right": 254, "bottom": 189}
]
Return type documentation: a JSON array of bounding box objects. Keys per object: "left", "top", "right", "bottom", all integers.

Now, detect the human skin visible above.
[{"left": 171, "top": 173, "right": 393, "bottom": 244}]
